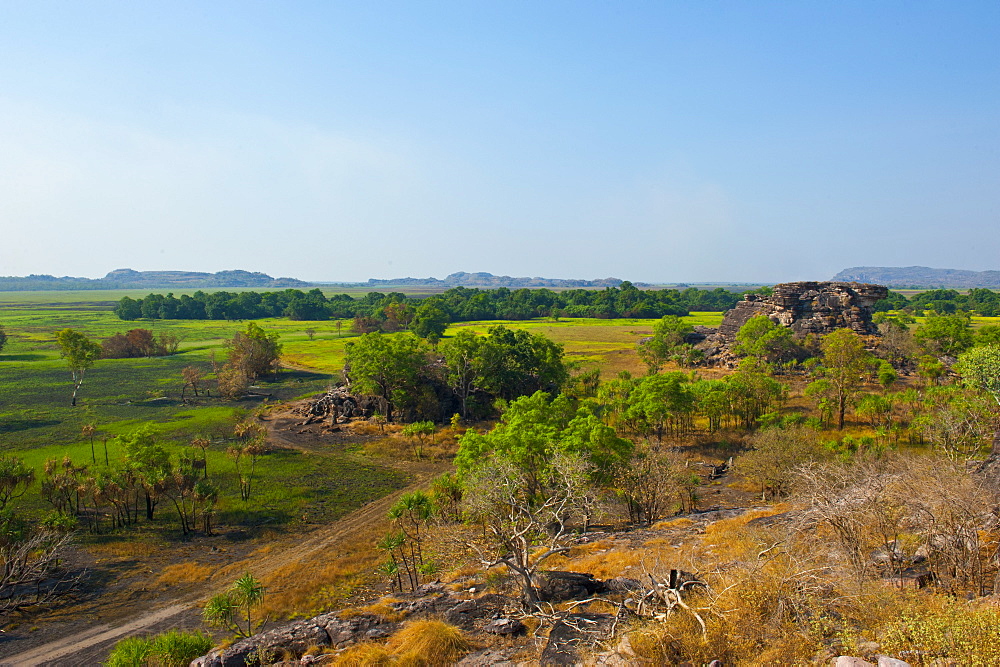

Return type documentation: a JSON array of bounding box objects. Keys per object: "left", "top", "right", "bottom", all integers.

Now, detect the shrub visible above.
[
  {"left": 104, "top": 636, "right": 152, "bottom": 667},
  {"left": 149, "top": 630, "right": 214, "bottom": 666},
  {"left": 104, "top": 630, "right": 213, "bottom": 667},
  {"left": 874, "top": 598, "right": 1000, "bottom": 666}
]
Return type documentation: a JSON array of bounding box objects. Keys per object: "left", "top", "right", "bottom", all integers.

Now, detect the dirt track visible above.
[{"left": 0, "top": 407, "right": 446, "bottom": 666}]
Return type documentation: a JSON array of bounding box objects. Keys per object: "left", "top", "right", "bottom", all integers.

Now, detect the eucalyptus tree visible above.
[
  {"left": 814, "top": 329, "right": 875, "bottom": 430},
  {"left": 55, "top": 329, "right": 102, "bottom": 406}
]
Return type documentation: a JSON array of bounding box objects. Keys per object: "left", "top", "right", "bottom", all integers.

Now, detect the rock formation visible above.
[
  {"left": 689, "top": 281, "right": 888, "bottom": 364},
  {"left": 717, "top": 281, "right": 887, "bottom": 341}
]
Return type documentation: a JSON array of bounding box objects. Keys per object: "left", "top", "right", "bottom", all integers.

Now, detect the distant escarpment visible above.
[
  {"left": 364, "top": 272, "right": 634, "bottom": 288},
  {"left": 0, "top": 269, "right": 308, "bottom": 291},
  {"left": 833, "top": 266, "right": 1000, "bottom": 288},
  {"left": 690, "top": 281, "right": 888, "bottom": 362}
]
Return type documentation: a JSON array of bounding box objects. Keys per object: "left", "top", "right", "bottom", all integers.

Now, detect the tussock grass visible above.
[
  {"left": 333, "top": 642, "right": 394, "bottom": 666},
  {"left": 385, "top": 620, "right": 473, "bottom": 665}
]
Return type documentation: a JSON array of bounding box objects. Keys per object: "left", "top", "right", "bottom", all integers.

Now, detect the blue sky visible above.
[{"left": 1, "top": 1, "right": 997, "bottom": 283}]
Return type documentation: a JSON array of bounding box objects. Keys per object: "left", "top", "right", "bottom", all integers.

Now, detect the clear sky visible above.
[{"left": 1, "top": 1, "right": 998, "bottom": 283}]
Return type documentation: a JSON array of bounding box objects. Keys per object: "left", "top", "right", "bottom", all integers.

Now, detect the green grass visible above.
[
  {"left": 8, "top": 431, "right": 404, "bottom": 531},
  {"left": 0, "top": 292, "right": 404, "bottom": 538}
]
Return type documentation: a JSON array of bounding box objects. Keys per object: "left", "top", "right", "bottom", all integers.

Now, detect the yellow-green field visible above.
[{"left": 283, "top": 314, "right": 726, "bottom": 377}]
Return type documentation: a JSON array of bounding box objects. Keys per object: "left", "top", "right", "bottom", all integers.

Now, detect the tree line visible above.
[
  {"left": 875, "top": 287, "right": 1000, "bottom": 316},
  {"left": 113, "top": 283, "right": 749, "bottom": 326}
]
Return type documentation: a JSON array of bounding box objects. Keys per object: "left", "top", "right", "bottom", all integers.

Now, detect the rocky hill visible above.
[
  {"left": 364, "top": 272, "right": 633, "bottom": 288},
  {"left": 833, "top": 266, "right": 1000, "bottom": 288},
  {"left": 0, "top": 269, "right": 309, "bottom": 291}
]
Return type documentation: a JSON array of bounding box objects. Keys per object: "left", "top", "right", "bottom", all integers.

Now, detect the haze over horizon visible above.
[{"left": 2, "top": 2, "right": 998, "bottom": 284}]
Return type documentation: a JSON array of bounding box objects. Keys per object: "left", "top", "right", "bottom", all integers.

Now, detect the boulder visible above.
[
  {"left": 535, "top": 571, "right": 605, "bottom": 602},
  {"left": 877, "top": 657, "right": 912, "bottom": 667},
  {"left": 834, "top": 658, "right": 875, "bottom": 667},
  {"left": 483, "top": 618, "right": 526, "bottom": 636}
]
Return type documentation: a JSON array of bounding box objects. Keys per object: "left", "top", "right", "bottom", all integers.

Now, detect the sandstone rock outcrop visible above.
[
  {"left": 716, "top": 281, "right": 887, "bottom": 342},
  {"left": 690, "top": 281, "right": 888, "bottom": 364}
]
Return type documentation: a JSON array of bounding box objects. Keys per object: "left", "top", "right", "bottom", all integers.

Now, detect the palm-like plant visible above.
[{"left": 203, "top": 572, "right": 266, "bottom": 637}]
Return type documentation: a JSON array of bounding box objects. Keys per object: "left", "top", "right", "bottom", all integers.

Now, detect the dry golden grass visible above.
[
  {"left": 332, "top": 642, "right": 394, "bottom": 666},
  {"left": 340, "top": 599, "right": 407, "bottom": 623},
  {"left": 156, "top": 562, "right": 214, "bottom": 586},
  {"left": 364, "top": 437, "right": 410, "bottom": 459},
  {"left": 385, "top": 620, "right": 474, "bottom": 665},
  {"left": 652, "top": 517, "right": 695, "bottom": 530},
  {"left": 702, "top": 504, "right": 791, "bottom": 560},
  {"left": 565, "top": 545, "right": 655, "bottom": 580},
  {"left": 89, "top": 540, "right": 160, "bottom": 560}
]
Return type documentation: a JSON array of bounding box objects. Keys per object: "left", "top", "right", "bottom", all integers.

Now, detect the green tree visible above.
[
  {"left": 225, "top": 322, "right": 282, "bottom": 384},
  {"left": 387, "top": 491, "right": 433, "bottom": 591},
  {"left": 55, "top": 329, "right": 102, "bottom": 406},
  {"left": 914, "top": 386, "right": 994, "bottom": 460},
  {"left": 957, "top": 345, "right": 1000, "bottom": 406},
  {"left": 956, "top": 345, "right": 1000, "bottom": 455},
  {"left": 456, "top": 391, "right": 632, "bottom": 493},
  {"left": 113, "top": 296, "right": 142, "bottom": 321},
  {"left": 856, "top": 393, "right": 896, "bottom": 446},
  {"left": 410, "top": 301, "right": 450, "bottom": 342},
  {"left": 915, "top": 313, "right": 974, "bottom": 357},
  {"left": 118, "top": 426, "right": 172, "bottom": 520},
  {"left": 440, "top": 329, "right": 484, "bottom": 418},
  {"left": 476, "top": 325, "right": 568, "bottom": 401},
  {"left": 975, "top": 325, "right": 1000, "bottom": 348},
  {"left": 637, "top": 315, "right": 694, "bottom": 373},
  {"left": 0, "top": 323, "right": 7, "bottom": 354},
  {"left": 723, "top": 358, "right": 787, "bottom": 430},
  {"left": 817, "top": 328, "right": 874, "bottom": 430},
  {"left": 345, "top": 332, "right": 428, "bottom": 420},
  {"left": 229, "top": 420, "right": 267, "bottom": 502},
  {"left": 401, "top": 421, "right": 435, "bottom": 459},
  {"left": 626, "top": 372, "right": 696, "bottom": 441},
  {"left": 732, "top": 315, "right": 800, "bottom": 364},
  {"left": 203, "top": 572, "right": 266, "bottom": 638}
]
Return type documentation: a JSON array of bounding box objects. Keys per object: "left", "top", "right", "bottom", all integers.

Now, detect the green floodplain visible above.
[{"left": 0, "top": 288, "right": 724, "bottom": 539}]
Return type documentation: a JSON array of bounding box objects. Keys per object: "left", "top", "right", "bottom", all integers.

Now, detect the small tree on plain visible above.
[
  {"left": 56, "top": 329, "right": 102, "bottom": 406},
  {"left": 401, "top": 421, "right": 435, "bottom": 459}
]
